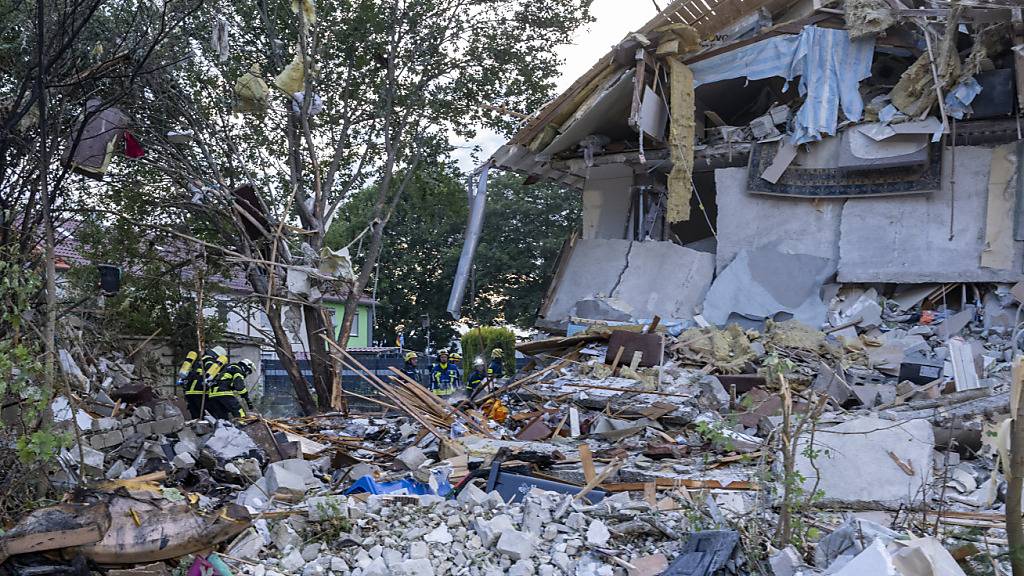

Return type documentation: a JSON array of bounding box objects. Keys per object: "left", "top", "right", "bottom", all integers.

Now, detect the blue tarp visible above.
[{"left": 343, "top": 471, "right": 453, "bottom": 497}]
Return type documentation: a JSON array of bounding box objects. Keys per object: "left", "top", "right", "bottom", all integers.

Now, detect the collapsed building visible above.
[
  {"left": 8, "top": 2, "right": 1024, "bottom": 576},
  {"left": 447, "top": 0, "right": 1024, "bottom": 334}
]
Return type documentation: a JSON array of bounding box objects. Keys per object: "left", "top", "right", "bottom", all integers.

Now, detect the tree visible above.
[
  {"left": 467, "top": 173, "right": 582, "bottom": 327},
  {"left": 96, "top": 0, "right": 592, "bottom": 413},
  {"left": 327, "top": 168, "right": 581, "bottom": 351},
  {"left": 0, "top": 0, "right": 203, "bottom": 491}
]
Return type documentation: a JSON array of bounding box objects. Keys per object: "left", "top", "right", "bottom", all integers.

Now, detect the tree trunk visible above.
[
  {"left": 336, "top": 223, "right": 384, "bottom": 349},
  {"left": 302, "top": 304, "right": 338, "bottom": 412},
  {"left": 266, "top": 303, "right": 318, "bottom": 415},
  {"left": 248, "top": 269, "right": 318, "bottom": 415},
  {"left": 1008, "top": 357, "right": 1024, "bottom": 574}
]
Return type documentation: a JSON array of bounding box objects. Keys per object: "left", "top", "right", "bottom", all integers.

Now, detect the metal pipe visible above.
[{"left": 447, "top": 162, "right": 492, "bottom": 318}]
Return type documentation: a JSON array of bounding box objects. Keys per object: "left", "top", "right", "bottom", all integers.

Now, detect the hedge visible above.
[{"left": 461, "top": 327, "right": 516, "bottom": 375}]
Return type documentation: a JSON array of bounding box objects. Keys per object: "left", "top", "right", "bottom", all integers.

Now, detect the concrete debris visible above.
[
  {"left": 830, "top": 538, "right": 898, "bottom": 576},
  {"left": 702, "top": 245, "right": 834, "bottom": 329},
  {"left": 795, "top": 417, "right": 933, "bottom": 508},
  {"left": 204, "top": 424, "right": 265, "bottom": 463}
]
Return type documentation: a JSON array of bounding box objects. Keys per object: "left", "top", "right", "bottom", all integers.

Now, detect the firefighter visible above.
[
  {"left": 466, "top": 357, "right": 486, "bottom": 397},
  {"left": 181, "top": 347, "right": 227, "bottom": 419},
  {"left": 487, "top": 348, "right": 505, "bottom": 379},
  {"left": 403, "top": 351, "right": 420, "bottom": 383},
  {"left": 208, "top": 358, "right": 256, "bottom": 420},
  {"left": 429, "top": 350, "right": 460, "bottom": 397}
]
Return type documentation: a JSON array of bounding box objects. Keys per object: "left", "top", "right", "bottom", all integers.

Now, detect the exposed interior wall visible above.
[
  {"left": 540, "top": 238, "right": 714, "bottom": 326},
  {"left": 839, "top": 146, "right": 1024, "bottom": 283},
  {"left": 712, "top": 146, "right": 1024, "bottom": 284},
  {"left": 713, "top": 167, "right": 843, "bottom": 273},
  {"left": 582, "top": 165, "right": 634, "bottom": 240}
]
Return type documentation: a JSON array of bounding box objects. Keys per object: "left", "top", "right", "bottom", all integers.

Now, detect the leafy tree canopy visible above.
[{"left": 327, "top": 167, "right": 580, "bottom": 351}]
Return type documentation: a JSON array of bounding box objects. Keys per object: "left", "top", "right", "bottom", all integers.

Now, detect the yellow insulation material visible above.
[{"left": 667, "top": 59, "right": 695, "bottom": 223}]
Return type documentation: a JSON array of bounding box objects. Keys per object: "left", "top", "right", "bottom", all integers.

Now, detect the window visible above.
[
  {"left": 331, "top": 307, "right": 359, "bottom": 338},
  {"left": 349, "top": 310, "right": 359, "bottom": 337}
]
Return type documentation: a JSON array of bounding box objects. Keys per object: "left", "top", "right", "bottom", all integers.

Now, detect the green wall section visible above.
[{"left": 326, "top": 303, "right": 371, "bottom": 348}]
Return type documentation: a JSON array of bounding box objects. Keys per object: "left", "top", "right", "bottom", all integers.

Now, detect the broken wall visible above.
[
  {"left": 541, "top": 238, "right": 714, "bottom": 326},
  {"left": 582, "top": 165, "right": 634, "bottom": 240},
  {"left": 714, "top": 168, "right": 843, "bottom": 273},
  {"left": 712, "top": 146, "right": 1024, "bottom": 286},
  {"left": 839, "top": 146, "right": 1024, "bottom": 283}
]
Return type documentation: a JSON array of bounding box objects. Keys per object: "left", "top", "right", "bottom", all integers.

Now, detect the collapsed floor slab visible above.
[
  {"left": 541, "top": 238, "right": 714, "bottom": 325},
  {"left": 794, "top": 416, "right": 934, "bottom": 509}
]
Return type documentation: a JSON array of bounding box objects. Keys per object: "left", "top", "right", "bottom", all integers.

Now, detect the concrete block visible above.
[
  {"left": 769, "top": 546, "right": 803, "bottom": 576},
  {"left": 542, "top": 238, "right": 714, "bottom": 325},
  {"left": 702, "top": 244, "right": 834, "bottom": 328},
  {"left": 586, "top": 519, "right": 610, "bottom": 546},
  {"left": 794, "top": 416, "right": 933, "bottom": 508},
  {"left": 301, "top": 543, "right": 321, "bottom": 562},
  {"left": 172, "top": 452, "right": 196, "bottom": 470},
  {"left": 423, "top": 525, "right": 452, "bottom": 544},
  {"left": 271, "top": 521, "right": 301, "bottom": 551},
  {"left": 398, "top": 558, "right": 435, "bottom": 576},
  {"left": 715, "top": 167, "right": 843, "bottom": 273},
  {"left": 90, "top": 430, "right": 125, "bottom": 450},
  {"left": 150, "top": 416, "right": 184, "bottom": 436},
  {"left": 496, "top": 529, "right": 534, "bottom": 561},
  {"left": 265, "top": 465, "right": 306, "bottom": 502},
  {"left": 204, "top": 424, "right": 262, "bottom": 462},
  {"left": 66, "top": 446, "right": 105, "bottom": 475},
  {"left": 280, "top": 549, "right": 305, "bottom": 572},
  {"left": 93, "top": 417, "right": 120, "bottom": 431},
  {"left": 456, "top": 482, "right": 489, "bottom": 507},
  {"left": 395, "top": 446, "right": 427, "bottom": 470},
  {"left": 227, "top": 528, "right": 265, "bottom": 558},
  {"left": 839, "top": 146, "right": 1023, "bottom": 283},
  {"left": 831, "top": 539, "right": 898, "bottom": 576},
  {"left": 133, "top": 405, "right": 154, "bottom": 421},
  {"left": 475, "top": 514, "right": 514, "bottom": 548}
]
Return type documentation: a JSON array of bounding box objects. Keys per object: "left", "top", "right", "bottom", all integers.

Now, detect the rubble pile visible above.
[{"left": 3, "top": 281, "right": 1018, "bottom": 576}]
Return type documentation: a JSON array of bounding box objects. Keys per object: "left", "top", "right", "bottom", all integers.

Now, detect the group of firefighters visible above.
[
  {"left": 176, "top": 346, "right": 256, "bottom": 420},
  {"left": 401, "top": 347, "right": 506, "bottom": 398},
  {"left": 174, "top": 344, "right": 505, "bottom": 420}
]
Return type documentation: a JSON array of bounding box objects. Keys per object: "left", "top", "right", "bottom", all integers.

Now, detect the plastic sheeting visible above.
[
  {"left": 689, "top": 26, "right": 875, "bottom": 145},
  {"left": 343, "top": 472, "right": 453, "bottom": 497}
]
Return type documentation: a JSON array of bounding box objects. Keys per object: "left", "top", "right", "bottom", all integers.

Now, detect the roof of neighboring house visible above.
[{"left": 53, "top": 219, "right": 376, "bottom": 306}]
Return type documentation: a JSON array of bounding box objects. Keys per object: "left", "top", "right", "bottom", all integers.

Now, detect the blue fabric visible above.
[
  {"left": 945, "top": 77, "right": 983, "bottom": 120},
  {"left": 344, "top": 471, "right": 453, "bottom": 497},
  {"left": 689, "top": 26, "right": 875, "bottom": 145}
]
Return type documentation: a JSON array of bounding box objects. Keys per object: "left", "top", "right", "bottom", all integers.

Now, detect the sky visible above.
[{"left": 451, "top": 0, "right": 660, "bottom": 171}]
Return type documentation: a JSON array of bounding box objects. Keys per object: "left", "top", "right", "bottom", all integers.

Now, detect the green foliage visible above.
[
  {"left": 327, "top": 168, "right": 580, "bottom": 349},
  {"left": 306, "top": 502, "right": 353, "bottom": 544},
  {"left": 461, "top": 327, "right": 516, "bottom": 373},
  {"left": 695, "top": 418, "right": 735, "bottom": 452},
  {"left": 0, "top": 247, "right": 68, "bottom": 521},
  {"left": 64, "top": 218, "right": 227, "bottom": 355}
]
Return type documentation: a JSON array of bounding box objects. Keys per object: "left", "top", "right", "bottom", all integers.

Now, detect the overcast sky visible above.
[{"left": 451, "top": 1, "right": 659, "bottom": 170}]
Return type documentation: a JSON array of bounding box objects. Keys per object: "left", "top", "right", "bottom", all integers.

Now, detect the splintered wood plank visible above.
[{"left": 579, "top": 444, "right": 597, "bottom": 483}]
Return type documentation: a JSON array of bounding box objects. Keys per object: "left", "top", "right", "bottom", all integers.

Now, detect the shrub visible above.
[{"left": 461, "top": 327, "right": 516, "bottom": 375}]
